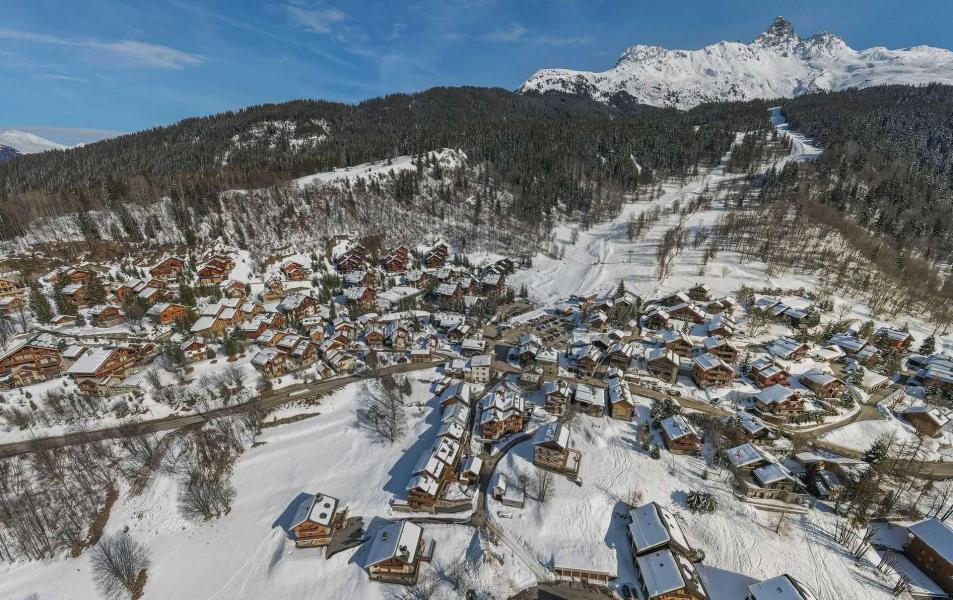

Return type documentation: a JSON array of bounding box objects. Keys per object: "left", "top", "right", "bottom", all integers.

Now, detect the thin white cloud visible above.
[
  {"left": 286, "top": 4, "right": 348, "bottom": 34},
  {"left": 484, "top": 23, "right": 528, "bottom": 43},
  {"left": 534, "top": 33, "right": 594, "bottom": 46},
  {"left": 0, "top": 28, "right": 205, "bottom": 69},
  {"left": 33, "top": 73, "right": 89, "bottom": 82}
]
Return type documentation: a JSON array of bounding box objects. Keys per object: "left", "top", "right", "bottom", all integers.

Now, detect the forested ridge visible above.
[
  {"left": 0, "top": 87, "right": 766, "bottom": 241},
  {"left": 777, "top": 85, "right": 953, "bottom": 262}
]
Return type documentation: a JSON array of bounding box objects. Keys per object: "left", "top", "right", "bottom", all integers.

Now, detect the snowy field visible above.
[
  {"left": 0, "top": 371, "right": 534, "bottom": 599},
  {"left": 488, "top": 404, "right": 899, "bottom": 600}
]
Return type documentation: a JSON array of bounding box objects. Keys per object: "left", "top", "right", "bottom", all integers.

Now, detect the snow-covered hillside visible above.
[
  {"left": 520, "top": 17, "right": 953, "bottom": 109},
  {"left": 0, "top": 130, "right": 66, "bottom": 155}
]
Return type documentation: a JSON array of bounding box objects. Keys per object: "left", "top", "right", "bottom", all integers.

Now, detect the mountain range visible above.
[
  {"left": 0, "top": 130, "right": 67, "bottom": 164},
  {"left": 519, "top": 17, "right": 953, "bottom": 109}
]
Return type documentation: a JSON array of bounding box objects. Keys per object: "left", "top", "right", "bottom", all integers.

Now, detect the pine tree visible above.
[
  {"left": 85, "top": 275, "right": 107, "bottom": 306},
  {"left": 28, "top": 284, "right": 53, "bottom": 324},
  {"left": 919, "top": 335, "right": 936, "bottom": 355}
]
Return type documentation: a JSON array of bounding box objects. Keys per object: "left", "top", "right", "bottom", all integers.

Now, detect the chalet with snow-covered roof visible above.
[
  {"left": 725, "top": 443, "right": 804, "bottom": 505},
  {"left": 661, "top": 330, "right": 694, "bottom": 358},
  {"left": 800, "top": 369, "right": 848, "bottom": 399},
  {"left": 89, "top": 304, "right": 124, "bottom": 327},
  {"left": 749, "top": 356, "right": 790, "bottom": 388},
  {"left": 905, "top": 518, "right": 953, "bottom": 596},
  {"left": 635, "top": 549, "right": 708, "bottom": 600},
  {"left": 197, "top": 261, "right": 228, "bottom": 285},
  {"left": 68, "top": 345, "right": 138, "bottom": 395},
  {"left": 326, "top": 348, "right": 355, "bottom": 373},
  {"left": 382, "top": 246, "right": 410, "bottom": 273},
  {"left": 222, "top": 279, "right": 247, "bottom": 299},
  {"left": 608, "top": 377, "right": 634, "bottom": 420},
  {"left": 706, "top": 313, "right": 734, "bottom": 337},
  {"left": 290, "top": 492, "right": 347, "bottom": 548},
  {"left": 0, "top": 295, "right": 26, "bottom": 314},
  {"left": 439, "top": 380, "right": 471, "bottom": 411},
  {"left": 753, "top": 385, "right": 805, "bottom": 418},
  {"left": 659, "top": 415, "right": 701, "bottom": 455},
  {"left": 589, "top": 311, "right": 609, "bottom": 332},
  {"left": 280, "top": 260, "right": 309, "bottom": 282},
  {"left": 344, "top": 286, "right": 377, "bottom": 308},
  {"left": 465, "top": 354, "right": 492, "bottom": 385},
  {"left": 668, "top": 302, "right": 708, "bottom": 324},
  {"left": 60, "top": 283, "right": 86, "bottom": 308},
  {"left": 365, "top": 520, "right": 430, "bottom": 584},
  {"left": 747, "top": 575, "right": 818, "bottom": 600},
  {"left": 478, "top": 383, "right": 526, "bottom": 440},
  {"left": 827, "top": 333, "right": 877, "bottom": 363},
  {"left": 543, "top": 380, "right": 572, "bottom": 416},
  {"left": 691, "top": 353, "right": 733, "bottom": 388},
  {"left": 147, "top": 302, "right": 188, "bottom": 325},
  {"left": 572, "top": 383, "right": 605, "bottom": 416},
  {"left": 149, "top": 256, "right": 184, "bottom": 282},
  {"left": 190, "top": 315, "right": 228, "bottom": 338},
  {"left": 902, "top": 407, "right": 950, "bottom": 438},
  {"left": 701, "top": 336, "right": 739, "bottom": 364},
  {"left": 876, "top": 327, "right": 914, "bottom": 351},
  {"left": 259, "top": 277, "right": 284, "bottom": 302},
  {"left": 0, "top": 334, "right": 63, "bottom": 387},
  {"left": 647, "top": 348, "right": 680, "bottom": 385},
  {"left": 533, "top": 422, "right": 580, "bottom": 475},
  {"left": 628, "top": 502, "right": 694, "bottom": 558},
  {"left": 277, "top": 294, "right": 320, "bottom": 321},
  {"left": 252, "top": 348, "right": 286, "bottom": 378},
  {"left": 0, "top": 277, "right": 23, "bottom": 298},
  {"left": 644, "top": 308, "right": 670, "bottom": 330},
  {"left": 180, "top": 338, "right": 207, "bottom": 362},
  {"left": 424, "top": 243, "right": 449, "bottom": 268}
]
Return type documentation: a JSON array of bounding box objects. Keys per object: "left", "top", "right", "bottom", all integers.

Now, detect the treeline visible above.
[
  {"left": 0, "top": 87, "right": 768, "bottom": 241},
  {"left": 778, "top": 84, "right": 953, "bottom": 262}
]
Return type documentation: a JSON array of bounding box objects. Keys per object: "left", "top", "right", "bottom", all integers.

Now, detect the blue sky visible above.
[{"left": 2, "top": 0, "right": 952, "bottom": 144}]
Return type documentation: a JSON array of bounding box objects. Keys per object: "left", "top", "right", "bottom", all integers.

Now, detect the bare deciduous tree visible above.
[
  {"left": 533, "top": 468, "right": 554, "bottom": 504},
  {"left": 90, "top": 532, "right": 150, "bottom": 600}
]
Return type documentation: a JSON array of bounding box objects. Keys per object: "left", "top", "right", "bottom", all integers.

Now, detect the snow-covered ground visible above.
[
  {"left": 488, "top": 406, "right": 899, "bottom": 600},
  {"left": 0, "top": 370, "right": 535, "bottom": 599}
]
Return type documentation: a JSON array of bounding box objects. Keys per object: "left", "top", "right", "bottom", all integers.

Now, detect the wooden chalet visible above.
[
  {"left": 647, "top": 348, "right": 680, "bottom": 385},
  {"left": 659, "top": 415, "right": 701, "bottom": 455},
  {"left": 147, "top": 302, "right": 188, "bottom": 325},
  {"left": 479, "top": 384, "right": 526, "bottom": 440},
  {"left": 533, "top": 422, "right": 581, "bottom": 475},
  {"left": 905, "top": 518, "right": 953, "bottom": 596},
  {"left": 902, "top": 407, "right": 950, "bottom": 438},
  {"left": 252, "top": 348, "right": 286, "bottom": 378},
  {"left": 691, "top": 353, "right": 733, "bottom": 388},
  {"left": 800, "top": 369, "right": 848, "bottom": 399},
  {"left": 0, "top": 277, "right": 24, "bottom": 298},
  {"left": 260, "top": 277, "right": 284, "bottom": 302},
  {"left": 0, "top": 295, "right": 26, "bottom": 314},
  {"left": 148, "top": 256, "right": 184, "bottom": 281},
  {"left": 280, "top": 260, "right": 309, "bottom": 281},
  {"left": 608, "top": 377, "right": 635, "bottom": 420},
  {"left": 89, "top": 304, "right": 124, "bottom": 327},
  {"left": 67, "top": 345, "right": 138, "bottom": 395},
  {"left": 753, "top": 385, "right": 805, "bottom": 418},
  {"left": 382, "top": 246, "right": 410, "bottom": 272},
  {"left": 344, "top": 286, "right": 377, "bottom": 308},
  {"left": 748, "top": 356, "right": 790, "bottom": 388},
  {"left": 222, "top": 280, "right": 247, "bottom": 299},
  {"left": 543, "top": 380, "right": 572, "bottom": 416},
  {"left": 277, "top": 294, "right": 321, "bottom": 321},
  {"left": 290, "top": 492, "right": 348, "bottom": 548},
  {"left": 424, "top": 243, "right": 449, "bottom": 268},
  {"left": 365, "top": 520, "right": 430, "bottom": 584},
  {"left": 0, "top": 334, "right": 63, "bottom": 387},
  {"left": 725, "top": 443, "right": 805, "bottom": 505},
  {"left": 662, "top": 331, "right": 694, "bottom": 358},
  {"left": 180, "top": 338, "right": 207, "bottom": 362},
  {"left": 60, "top": 283, "right": 86, "bottom": 308},
  {"left": 701, "top": 336, "right": 739, "bottom": 364}
]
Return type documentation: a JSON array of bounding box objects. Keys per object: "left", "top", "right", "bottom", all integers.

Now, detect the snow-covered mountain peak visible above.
[
  {"left": 0, "top": 130, "right": 67, "bottom": 154},
  {"left": 754, "top": 16, "right": 799, "bottom": 48},
  {"left": 519, "top": 17, "right": 953, "bottom": 109}
]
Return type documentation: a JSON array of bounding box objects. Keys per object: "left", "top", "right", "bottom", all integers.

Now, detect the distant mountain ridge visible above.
[
  {"left": 0, "top": 130, "right": 66, "bottom": 163},
  {"left": 519, "top": 17, "right": 953, "bottom": 109}
]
